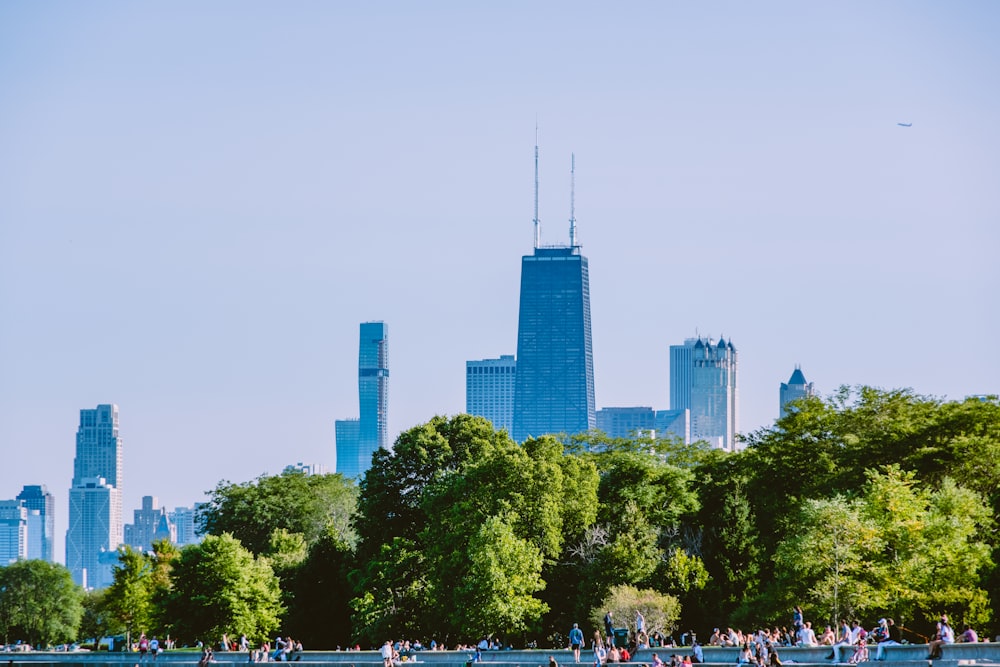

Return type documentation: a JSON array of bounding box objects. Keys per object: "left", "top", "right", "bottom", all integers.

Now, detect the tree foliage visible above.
[
  {"left": 200, "top": 470, "right": 358, "bottom": 555},
  {"left": 590, "top": 584, "right": 681, "bottom": 639},
  {"left": 0, "top": 560, "right": 83, "bottom": 646},
  {"left": 160, "top": 533, "right": 283, "bottom": 644}
]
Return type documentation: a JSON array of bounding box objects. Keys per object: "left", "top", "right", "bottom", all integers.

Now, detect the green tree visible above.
[
  {"left": 78, "top": 589, "right": 121, "bottom": 646},
  {"left": 590, "top": 584, "right": 681, "bottom": 639},
  {"left": 200, "top": 470, "right": 358, "bottom": 555},
  {"left": 105, "top": 545, "right": 153, "bottom": 648},
  {"left": 454, "top": 515, "right": 549, "bottom": 638},
  {"left": 161, "top": 534, "right": 283, "bottom": 644},
  {"left": 285, "top": 529, "right": 355, "bottom": 649},
  {"left": 0, "top": 560, "right": 83, "bottom": 646}
]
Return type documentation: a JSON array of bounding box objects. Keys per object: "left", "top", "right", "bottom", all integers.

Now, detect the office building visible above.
[
  {"left": 466, "top": 355, "right": 516, "bottom": 433},
  {"left": 66, "top": 404, "right": 124, "bottom": 589},
  {"left": 0, "top": 500, "right": 28, "bottom": 564},
  {"left": 335, "top": 322, "right": 389, "bottom": 478},
  {"left": 16, "top": 484, "right": 55, "bottom": 561},
  {"left": 780, "top": 366, "right": 815, "bottom": 419},
  {"left": 284, "top": 462, "right": 329, "bottom": 475},
  {"left": 170, "top": 503, "right": 206, "bottom": 547},
  {"left": 512, "top": 149, "right": 596, "bottom": 442},
  {"left": 596, "top": 407, "right": 655, "bottom": 439},
  {"left": 124, "top": 496, "right": 176, "bottom": 552},
  {"left": 654, "top": 409, "right": 691, "bottom": 444},
  {"left": 670, "top": 337, "right": 738, "bottom": 451}
]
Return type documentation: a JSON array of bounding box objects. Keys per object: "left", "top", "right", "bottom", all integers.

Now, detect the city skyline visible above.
[{"left": 2, "top": 3, "right": 998, "bottom": 562}]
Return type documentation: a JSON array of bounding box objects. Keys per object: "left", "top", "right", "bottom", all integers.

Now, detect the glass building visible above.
[
  {"left": 335, "top": 321, "right": 389, "bottom": 478},
  {"left": 512, "top": 246, "right": 596, "bottom": 442},
  {"left": 66, "top": 404, "right": 123, "bottom": 588},
  {"left": 670, "top": 337, "right": 738, "bottom": 451},
  {"left": 466, "top": 355, "right": 516, "bottom": 434},
  {"left": 596, "top": 406, "right": 655, "bottom": 439},
  {"left": 16, "top": 484, "right": 55, "bottom": 562},
  {"left": 780, "top": 366, "right": 815, "bottom": 419}
]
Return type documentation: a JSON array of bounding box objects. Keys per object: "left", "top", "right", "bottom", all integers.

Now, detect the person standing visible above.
[
  {"left": 636, "top": 610, "right": 646, "bottom": 636},
  {"left": 569, "top": 623, "right": 585, "bottom": 663},
  {"left": 604, "top": 612, "right": 615, "bottom": 645}
]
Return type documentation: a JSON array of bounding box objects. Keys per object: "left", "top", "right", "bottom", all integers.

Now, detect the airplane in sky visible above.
[{"left": 897, "top": 122, "right": 913, "bottom": 127}]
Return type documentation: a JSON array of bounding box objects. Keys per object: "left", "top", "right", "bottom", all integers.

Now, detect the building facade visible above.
[
  {"left": 336, "top": 321, "right": 389, "bottom": 478},
  {"left": 66, "top": 404, "right": 124, "bottom": 589},
  {"left": 0, "top": 500, "right": 28, "bottom": 564},
  {"left": 512, "top": 246, "right": 596, "bottom": 442},
  {"left": 596, "top": 407, "right": 655, "bottom": 439},
  {"left": 16, "top": 484, "right": 55, "bottom": 561},
  {"left": 124, "top": 496, "right": 176, "bottom": 552},
  {"left": 466, "top": 355, "right": 516, "bottom": 433},
  {"left": 654, "top": 408, "right": 691, "bottom": 444},
  {"left": 780, "top": 366, "right": 815, "bottom": 419},
  {"left": 169, "top": 503, "right": 206, "bottom": 547},
  {"left": 670, "top": 337, "right": 739, "bottom": 451}
]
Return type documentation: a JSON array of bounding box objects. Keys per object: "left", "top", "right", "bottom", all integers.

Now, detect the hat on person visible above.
[{"left": 879, "top": 619, "right": 887, "bottom": 625}]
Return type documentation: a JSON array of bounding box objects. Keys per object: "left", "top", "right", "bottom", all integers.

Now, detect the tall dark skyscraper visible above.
[
  {"left": 512, "top": 149, "right": 596, "bottom": 442},
  {"left": 335, "top": 321, "right": 389, "bottom": 478}
]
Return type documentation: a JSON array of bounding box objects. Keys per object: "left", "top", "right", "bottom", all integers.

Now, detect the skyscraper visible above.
[
  {"left": 0, "top": 500, "right": 28, "bottom": 564},
  {"left": 670, "top": 337, "right": 738, "bottom": 451},
  {"left": 466, "top": 355, "right": 516, "bottom": 433},
  {"left": 335, "top": 321, "right": 389, "bottom": 478},
  {"left": 169, "top": 503, "right": 206, "bottom": 547},
  {"left": 124, "top": 496, "right": 176, "bottom": 551},
  {"left": 780, "top": 366, "right": 815, "bottom": 419},
  {"left": 66, "top": 404, "right": 123, "bottom": 589},
  {"left": 511, "top": 149, "right": 596, "bottom": 443},
  {"left": 16, "top": 484, "right": 55, "bottom": 562}
]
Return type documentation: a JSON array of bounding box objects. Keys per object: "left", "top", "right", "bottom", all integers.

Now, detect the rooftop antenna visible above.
[
  {"left": 569, "top": 153, "right": 577, "bottom": 247},
  {"left": 533, "top": 124, "right": 540, "bottom": 249}
]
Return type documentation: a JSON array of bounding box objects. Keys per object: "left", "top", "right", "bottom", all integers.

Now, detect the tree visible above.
[
  {"left": 0, "top": 560, "right": 83, "bottom": 646},
  {"left": 284, "top": 529, "right": 355, "bottom": 648},
  {"left": 78, "top": 589, "right": 120, "bottom": 645},
  {"left": 590, "top": 585, "right": 681, "bottom": 639},
  {"left": 105, "top": 545, "right": 153, "bottom": 649},
  {"left": 161, "top": 534, "right": 283, "bottom": 644},
  {"left": 454, "top": 515, "right": 549, "bottom": 638},
  {"left": 773, "top": 468, "right": 993, "bottom": 627},
  {"left": 200, "top": 470, "right": 358, "bottom": 555}
]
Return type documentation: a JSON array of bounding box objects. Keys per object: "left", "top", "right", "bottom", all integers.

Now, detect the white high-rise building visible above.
[
  {"left": 670, "top": 337, "right": 738, "bottom": 451},
  {"left": 466, "top": 355, "right": 517, "bottom": 434},
  {"left": 170, "top": 503, "right": 206, "bottom": 547},
  {"left": 66, "top": 404, "right": 124, "bottom": 589}
]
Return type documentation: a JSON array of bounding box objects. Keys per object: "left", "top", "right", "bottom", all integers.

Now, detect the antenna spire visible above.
[
  {"left": 569, "top": 153, "right": 577, "bottom": 247},
  {"left": 533, "top": 124, "right": 540, "bottom": 249}
]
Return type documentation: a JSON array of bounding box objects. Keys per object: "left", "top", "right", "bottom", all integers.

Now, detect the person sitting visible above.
[
  {"left": 959, "top": 625, "right": 978, "bottom": 643},
  {"left": 927, "top": 617, "right": 955, "bottom": 660},
  {"left": 848, "top": 640, "right": 868, "bottom": 665},
  {"left": 874, "top": 619, "right": 900, "bottom": 661}
]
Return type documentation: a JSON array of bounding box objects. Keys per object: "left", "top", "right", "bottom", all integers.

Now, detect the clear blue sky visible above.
[{"left": 2, "top": 2, "right": 998, "bottom": 562}]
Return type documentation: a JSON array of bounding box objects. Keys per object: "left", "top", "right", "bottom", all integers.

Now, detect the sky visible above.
[{"left": 1, "top": 2, "right": 998, "bottom": 563}]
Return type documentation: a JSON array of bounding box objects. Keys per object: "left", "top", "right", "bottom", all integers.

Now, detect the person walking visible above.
[{"left": 569, "top": 623, "right": 585, "bottom": 663}]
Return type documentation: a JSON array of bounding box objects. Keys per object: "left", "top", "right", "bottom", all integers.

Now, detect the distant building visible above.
[
  {"left": 284, "top": 462, "right": 329, "bottom": 475},
  {"left": 466, "top": 355, "right": 516, "bottom": 433},
  {"left": 779, "top": 366, "right": 815, "bottom": 419},
  {"left": 169, "top": 503, "right": 206, "bottom": 547},
  {"left": 335, "top": 322, "right": 389, "bottom": 479},
  {"left": 66, "top": 477, "right": 121, "bottom": 588},
  {"left": 0, "top": 500, "right": 28, "bottom": 564},
  {"left": 16, "top": 484, "right": 55, "bottom": 561},
  {"left": 654, "top": 409, "right": 691, "bottom": 444},
  {"left": 66, "top": 404, "right": 124, "bottom": 589},
  {"left": 670, "top": 337, "right": 738, "bottom": 451},
  {"left": 511, "top": 147, "right": 596, "bottom": 443},
  {"left": 597, "top": 407, "right": 655, "bottom": 439},
  {"left": 124, "top": 496, "right": 176, "bottom": 552}
]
